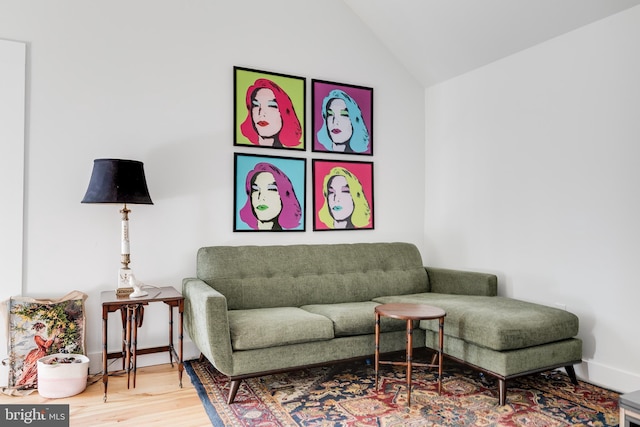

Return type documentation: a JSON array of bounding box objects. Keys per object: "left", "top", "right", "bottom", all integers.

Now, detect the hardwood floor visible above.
[{"left": 2, "top": 363, "right": 211, "bottom": 426}]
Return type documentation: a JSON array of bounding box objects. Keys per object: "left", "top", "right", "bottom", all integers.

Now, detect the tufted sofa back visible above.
[{"left": 196, "top": 242, "right": 429, "bottom": 310}]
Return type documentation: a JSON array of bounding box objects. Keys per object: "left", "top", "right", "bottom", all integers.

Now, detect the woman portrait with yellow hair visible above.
[{"left": 314, "top": 161, "right": 373, "bottom": 230}]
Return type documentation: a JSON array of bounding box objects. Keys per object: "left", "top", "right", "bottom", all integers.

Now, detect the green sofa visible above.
[{"left": 182, "top": 242, "right": 581, "bottom": 405}]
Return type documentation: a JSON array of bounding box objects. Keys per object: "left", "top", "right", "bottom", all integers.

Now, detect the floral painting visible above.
[{"left": 7, "top": 291, "right": 86, "bottom": 389}]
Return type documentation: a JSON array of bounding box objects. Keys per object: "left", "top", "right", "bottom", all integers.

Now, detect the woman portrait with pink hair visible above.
[
  {"left": 239, "top": 162, "right": 302, "bottom": 230},
  {"left": 240, "top": 78, "right": 303, "bottom": 148}
]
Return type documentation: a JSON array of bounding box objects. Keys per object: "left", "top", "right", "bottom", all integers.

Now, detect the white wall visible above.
[
  {"left": 0, "top": 0, "right": 426, "bottom": 377},
  {"left": 425, "top": 6, "right": 640, "bottom": 393},
  {"left": 0, "top": 38, "right": 26, "bottom": 387}
]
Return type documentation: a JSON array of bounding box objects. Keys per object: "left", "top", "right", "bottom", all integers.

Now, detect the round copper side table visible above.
[{"left": 374, "top": 303, "right": 446, "bottom": 405}]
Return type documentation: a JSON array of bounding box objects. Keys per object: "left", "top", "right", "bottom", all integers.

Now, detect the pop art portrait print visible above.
[
  {"left": 234, "top": 66, "right": 306, "bottom": 151},
  {"left": 312, "top": 159, "right": 374, "bottom": 231},
  {"left": 312, "top": 79, "right": 373, "bottom": 155},
  {"left": 234, "top": 153, "right": 306, "bottom": 231}
]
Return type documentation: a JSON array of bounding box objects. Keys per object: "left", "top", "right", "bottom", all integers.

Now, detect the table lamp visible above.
[{"left": 81, "top": 159, "right": 153, "bottom": 296}]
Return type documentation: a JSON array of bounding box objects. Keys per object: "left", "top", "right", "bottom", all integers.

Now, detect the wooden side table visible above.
[
  {"left": 375, "top": 303, "right": 446, "bottom": 405},
  {"left": 101, "top": 286, "right": 184, "bottom": 402}
]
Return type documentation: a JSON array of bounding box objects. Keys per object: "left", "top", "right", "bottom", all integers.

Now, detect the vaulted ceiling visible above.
[{"left": 343, "top": 0, "right": 640, "bottom": 87}]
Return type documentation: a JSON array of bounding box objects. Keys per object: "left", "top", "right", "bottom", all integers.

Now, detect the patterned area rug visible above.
[{"left": 185, "top": 353, "right": 619, "bottom": 426}]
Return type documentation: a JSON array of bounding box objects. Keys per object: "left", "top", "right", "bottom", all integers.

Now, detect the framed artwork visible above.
[
  {"left": 6, "top": 291, "right": 87, "bottom": 390},
  {"left": 234, "top": 66, "right": 306, "bottom": 151},
  {"left": 312, "top": 159, "right": 374, "bottom": 231},
  {"left": 312, "top": 79, "right": 373, "bottom": 155},
  {"left": 234, "top": 153, "right": 306, "bottom": 231}
]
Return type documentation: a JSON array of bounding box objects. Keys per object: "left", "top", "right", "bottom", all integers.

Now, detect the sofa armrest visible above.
[
  {"left": 425, "top": 267, "right": 498, "bottom": 296},
  {"left": 182, "top": 278, "right": 234, "bottom": 375}
]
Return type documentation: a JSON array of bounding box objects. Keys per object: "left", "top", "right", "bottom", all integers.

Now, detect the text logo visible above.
[{"left": 1, "top": 405, "right": 69, "bottom": 426}]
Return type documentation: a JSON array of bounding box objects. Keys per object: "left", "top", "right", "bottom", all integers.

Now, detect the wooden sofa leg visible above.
[
  {"left": 227, "top": 379, "right": 241, "bottom": 404},
  {"left": 565, "top": 365, "right": 578, "bottom": 385},
  {"left": 498, "top": 379, "right": 506, "bottom": 406}
]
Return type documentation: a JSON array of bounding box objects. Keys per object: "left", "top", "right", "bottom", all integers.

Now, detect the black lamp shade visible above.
[{"left": 81, "top": 159, "right": 153, "bottom": 205}]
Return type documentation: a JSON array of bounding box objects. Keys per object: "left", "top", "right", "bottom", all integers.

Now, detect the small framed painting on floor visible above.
[{"left": 6, "top": 291, "right": 87, "bottom": 390}]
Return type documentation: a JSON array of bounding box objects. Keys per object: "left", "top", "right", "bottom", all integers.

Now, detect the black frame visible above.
[
  {"left": 312, "top": 158, "right": 374, "bottom": 231},
  {"left": 234, "top": 66, "right": 306, "bottom": 151},
  {"left": 234, "top": 153, "right": 306, "bottom": 232},
  {"left": 311, "top": 79, "right": 373, "bottom": 156}
]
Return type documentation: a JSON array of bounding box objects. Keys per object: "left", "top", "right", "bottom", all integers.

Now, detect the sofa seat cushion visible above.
[
  {"left": 301, "top": 302, "right": 407, "bottom": 337},
  {"left": 373, "top": 293, "right": 579, "bottom": 351},
  {"left": 228, "top": 307, "right": 334, "bottom": 351}
]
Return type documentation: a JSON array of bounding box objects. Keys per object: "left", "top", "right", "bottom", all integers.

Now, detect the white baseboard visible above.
[
  {"left": 0, "top": 342, "right": 201, "bottom": 388},
  {"left": 575, "top": 359, "right": 640, "bottom": 394},
  {"left": 86, "top": 340, "right": 201, "bottom": 377},
  {"left": 84, "top": 345, "right": 640, "bottom": 397}
]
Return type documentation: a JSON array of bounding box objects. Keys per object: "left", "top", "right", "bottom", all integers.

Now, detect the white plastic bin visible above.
[{"left": 37, "top": 353, "right": 89, "bottom": 398}]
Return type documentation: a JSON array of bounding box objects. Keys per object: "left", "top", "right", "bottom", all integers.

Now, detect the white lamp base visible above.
[
  {"left": 118, "top": 268, "right": 134, "bottom": 288},
  {"left": 118, "top": 269, "right": 148, "bottom": 297}
]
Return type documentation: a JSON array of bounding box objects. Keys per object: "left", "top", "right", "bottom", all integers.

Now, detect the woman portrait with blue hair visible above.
[{"left": 316, "top": 89, "right": 370, "bottom": 154}]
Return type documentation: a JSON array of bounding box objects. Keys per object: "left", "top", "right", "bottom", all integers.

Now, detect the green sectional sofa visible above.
[{"left": 182, "top": 242, "right": 581, "bottom": 405}]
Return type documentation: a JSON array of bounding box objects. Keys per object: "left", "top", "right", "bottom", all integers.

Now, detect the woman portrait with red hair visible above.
[{"left": 240, "top": 78, "right": 303, "bottom": 148}]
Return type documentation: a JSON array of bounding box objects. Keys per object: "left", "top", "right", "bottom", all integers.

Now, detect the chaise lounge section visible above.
[{"left": 182, "top": 242, "right": 581, "bottom": 405}]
